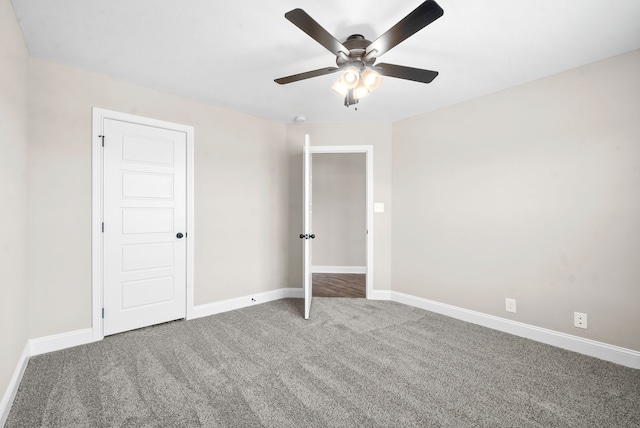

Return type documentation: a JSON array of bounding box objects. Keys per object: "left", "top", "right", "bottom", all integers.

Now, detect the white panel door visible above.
[
  {"left": 103, "top": 119, "right": 186, "bottom": 335},
  {"left": 303, "top": 135, "right": 313, "bottom": 319}
]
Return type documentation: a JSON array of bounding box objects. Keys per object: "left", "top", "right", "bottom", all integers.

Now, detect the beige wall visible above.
[
  {"left": 286, "top": 124, "right": 392, "bottom": 289},
  {"left": 312, "top": 153, "right": 366, "bottom": 268},
  {"left": 27, "top": 58, "right": 288, "bottom": 338},
  {"left": 0, "top": 0, "right": 30, "bottom": 408},
  {"left": 392, "top": 50, "right": 640, "bottom": 351}
]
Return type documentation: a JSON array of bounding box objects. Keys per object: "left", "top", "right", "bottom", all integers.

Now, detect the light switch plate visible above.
[
  {"left": 505, "top": 298, "right": 516, "bottom": 313},
  {"left": 374, "top": 203, "right": 385, "bottom": 213}
]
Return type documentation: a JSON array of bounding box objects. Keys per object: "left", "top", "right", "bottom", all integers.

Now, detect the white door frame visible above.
[
  {"left": 91, "top": 108, "right": 195, "bottom": 341},
  {"left": 310, "top": 145, "right": 374, "bottom": 299}
]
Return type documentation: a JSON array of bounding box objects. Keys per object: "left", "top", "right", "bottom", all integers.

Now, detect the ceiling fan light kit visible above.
[
  {"left": 275, "top": 0, "right": 444, "bottom": 108},
  {"left": 331, "top": 67, "right": 380, "bottom": 106}
]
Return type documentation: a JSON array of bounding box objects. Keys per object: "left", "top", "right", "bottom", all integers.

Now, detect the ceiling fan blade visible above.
[
  {"left": 366, "top": 0, "right": 443, "bottom": 58},
  {"left": 275, "top": 67, "right": 341, "bottom": 85},
  {"left": 285, "top": 9, "right": 350, "bottom": 56},
  {"left": 375, "top": 63, "right": 439, "bottom": 84}
]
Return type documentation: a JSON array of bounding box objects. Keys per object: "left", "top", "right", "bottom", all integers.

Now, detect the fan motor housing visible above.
[{"left": 337, "top": 34, "right": 376, "bottom": 68}]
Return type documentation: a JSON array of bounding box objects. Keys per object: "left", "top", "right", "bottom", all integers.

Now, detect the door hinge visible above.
[
  {"left": 102, "top": 222, "right": 104, "bottom": 233},
  {"left": 101, "top": 308, "right": 104, "bottom": 319},
  {"left": 99, "top": 135, "right": 105, "bottom": 147}
]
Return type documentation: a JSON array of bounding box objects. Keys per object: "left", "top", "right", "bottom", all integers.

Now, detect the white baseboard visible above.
[
  {"left": 386, "top": 291, "right": 640, "bottom": 370},
  {"left": 0, "top": 343, "right": 30, "bottom": 426},
  {"left": 312, "top": 265, "right": 366, "bottom": 274},
  {"left": 285, "top": 288, "right": 304, "bottom": 299},
  {"left": 29, "top": 328, "right": 94, "bottom": 357},
  {"left": 190, "top": 287, "right": 303, "bottom": 320},
  {"left": 368, "top": 289, "right": 392, "bottom": 300}
]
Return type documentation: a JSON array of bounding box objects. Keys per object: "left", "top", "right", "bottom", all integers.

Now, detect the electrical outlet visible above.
[
  {"left": 574, "top": 312, "right": 587, "bottom": 329},
  {"left": 505, "top": 298, "right": 516, "bottom": 313}
]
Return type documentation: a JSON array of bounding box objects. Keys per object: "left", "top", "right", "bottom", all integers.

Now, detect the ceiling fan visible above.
[{"left": 274, "top": 0, "right": 444, "bottom": 107}]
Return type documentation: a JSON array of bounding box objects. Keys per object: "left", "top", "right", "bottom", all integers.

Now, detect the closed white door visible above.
[
  {"left": 103, "top": 118, "right": 187, "bottom": 336},
  {"left": 303, "top": 135, "right": 313, "bottom": 319}
]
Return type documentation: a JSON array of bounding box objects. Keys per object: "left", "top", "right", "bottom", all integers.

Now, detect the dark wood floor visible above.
[{"left": 312, "top": 273, "right": 366, "bottom": 298}]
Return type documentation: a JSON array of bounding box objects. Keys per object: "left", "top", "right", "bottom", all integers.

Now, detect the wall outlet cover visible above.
[{"left": 574, "top": 312, "right": 588, "bottom": 329}]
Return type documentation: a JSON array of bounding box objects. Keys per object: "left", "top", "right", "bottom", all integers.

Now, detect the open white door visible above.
[{"left": 302, "top": 135, "right": 313, "bottom": 319}]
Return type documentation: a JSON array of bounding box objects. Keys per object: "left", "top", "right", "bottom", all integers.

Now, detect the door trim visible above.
[
  {"left": 310, "top": 145, "right": 374, "bottom": 299},
  {"left": 91, "top": 108, "right": 195, "bottom": 341}
]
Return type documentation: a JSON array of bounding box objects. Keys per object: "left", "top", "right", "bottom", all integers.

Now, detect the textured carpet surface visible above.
[{"left": 6, "top": 298, "right": 640, "bottom": 427}]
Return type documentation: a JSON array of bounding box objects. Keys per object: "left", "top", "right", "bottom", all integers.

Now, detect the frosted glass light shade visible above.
[
  {"left": 332, "top": 79, "right": 349, "bottom": 97},
  {"left": 361, "top": 68, "right": 382, "bottom": 91},
  {"left": 353, "top": 80, "right": 370, "bottom": 100},
  {"left": 340, "top": 67, "right": 360, "bottom": 89}
]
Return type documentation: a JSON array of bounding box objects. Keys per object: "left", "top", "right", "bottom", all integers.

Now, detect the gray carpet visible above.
[{"left": 6, "top": 298, "right": 640, "bottom": 427}]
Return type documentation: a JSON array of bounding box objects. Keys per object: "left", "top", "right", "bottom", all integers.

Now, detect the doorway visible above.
[
  {"left": 306, "top": 144, "right": 374, "bottom": 305},
  {"left": 311, "top": 152, "right": 366, "bottom": 298},
  {"left": 92, "top": 108, "right": 195, "bottom": 340}
]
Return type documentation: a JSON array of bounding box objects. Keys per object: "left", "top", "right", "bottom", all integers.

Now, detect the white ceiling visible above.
[{"left": 11, "top": 0, "right": 640, "bottom": 124}]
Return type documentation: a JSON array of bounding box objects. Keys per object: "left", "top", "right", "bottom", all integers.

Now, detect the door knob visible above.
[
  {"left": 299, "top": 234, "right": 308, "bottom": 239},
  {"left": 176, "top": 233, "right": 184, "bottom": 239},
  {"left": 309, "top": 234, "right": 315, "bottom": 239}
]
